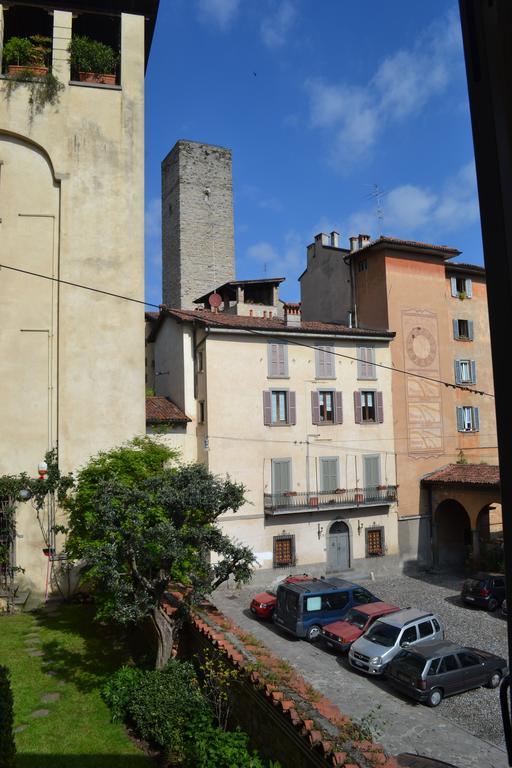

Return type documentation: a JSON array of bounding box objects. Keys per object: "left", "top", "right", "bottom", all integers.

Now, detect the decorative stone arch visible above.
[{"left": 433, "top": 498, "right": 471, "bottom": 567}]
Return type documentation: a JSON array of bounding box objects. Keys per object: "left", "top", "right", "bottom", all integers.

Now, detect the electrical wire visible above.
[{"left": 0, "top": 261, "right": 495, "bottom": 398}]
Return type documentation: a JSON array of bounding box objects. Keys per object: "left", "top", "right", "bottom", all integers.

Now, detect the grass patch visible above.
[{"left": 0, "top": 605, "right": 154, "bottom": 768}]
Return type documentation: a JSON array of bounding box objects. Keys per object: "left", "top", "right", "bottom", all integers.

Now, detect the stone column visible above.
[
  {"left": 472, "top": 528, "right": 480, "bottom": 558},
  {"left": 52, "top": 10, "right": 72, "bottom": 83}
]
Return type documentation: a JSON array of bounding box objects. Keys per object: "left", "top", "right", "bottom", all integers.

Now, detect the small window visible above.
[
  {"left": 439, "top": 655, "right": 459, "bottom": 673},
  {"left": 305, "top": 595, "right": 322, "bottom": 612},
  {"left": 361, "top": 391, "right": 376, "bottom": 421},
  {"left": 401, "top": 626, "right": 417, "bottom": 645},
  {"left": 451, "top": 276, "right": 473, "bottom": 299},
  {"left": 366, "top": 527, "right": 384, "bottom": 557},
  {"left": 455, "top": 359, "right": 476, "bottom": 385},
  {"left": 354, "top": 391, "right": 384, "bottom": 424},
  {"left": 358, "top": 259, "right": 368, "bottom": 272},
  {"left": 319, "top": 391, "right": 334, "bottom": 422},
  {"left": 322, "top": 592, "right": 349, "bottom": 611},
  {"left": 264, "top": 390, "right": 296, "bottom": 426},
  {"left": 199, "top": 401, "right": 206, "bottom": 423},
  {"left": 273, "top": 534, "right": 295, "bottom": 568},
  {"left": 315, "top": 346, "right": 335, "bottom": 379},
  {"left": 319, "top": 457, "right": 338, "bottom": 492},
  {"left": 418, "top": 620, "right": 434, "bottom": 639},
  {"left": 353, "top": 588, "right": 374, "bottom": 604},
  {"left": 454, "top": 319, "right": 474, "bottom": 340},
  {"left": 457, "top": 651, "right": 480, "bottom": 668},
  {"left": 456, "top": 406, "right": 480, "bottom": 432},
  {"left": 272, "top": 391, "right": 288, "bottom": 424},
  {"left": 428, "top": 658, "right": 441, "bottom": 676},
  {"left": 357, "top": 346, "right": 377, "bottom": 380},
  {"left": 432, "top": 618, "right": 441, "bottom": 632},
  {"left": 268, "top": 342, "right": 288, "bottom": 378}
]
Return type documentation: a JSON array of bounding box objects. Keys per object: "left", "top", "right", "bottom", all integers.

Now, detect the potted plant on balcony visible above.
[
  {"left": 68, "top": 35, "right": 119, "bottom": 85},
  {"left": 376, "top": 484, "right": 387, "bottom": 491},
  {"left": 354, "top": 488, "right": 364, "bottom": 503},
  {"left": 3, "top": 35, "right": 51, "bottom": 77}
]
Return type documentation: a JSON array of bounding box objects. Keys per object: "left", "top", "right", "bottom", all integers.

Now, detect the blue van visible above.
[{"left": 272, "top": 577, "right": 379, "bottom": 641}]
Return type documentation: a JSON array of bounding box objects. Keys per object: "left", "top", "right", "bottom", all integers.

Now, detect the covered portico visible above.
[{"left": 421, "top": 465, "right": 501, "bottom": 567}]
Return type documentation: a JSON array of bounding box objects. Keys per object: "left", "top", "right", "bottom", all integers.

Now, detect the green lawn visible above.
[{"left": 0, "top": 604, "right": 154, "bottom": 768}]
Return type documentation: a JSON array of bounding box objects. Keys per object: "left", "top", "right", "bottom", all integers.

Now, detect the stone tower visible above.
[{"left": 162, "top": 140, "right": 236, "bottom": 309}]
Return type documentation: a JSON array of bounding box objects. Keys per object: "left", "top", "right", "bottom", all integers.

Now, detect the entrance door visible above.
[{"left": 327, "top": 520, "right": 350, "bottom": 572}]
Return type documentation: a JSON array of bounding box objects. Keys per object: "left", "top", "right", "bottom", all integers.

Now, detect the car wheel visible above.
[
  {"left": 426, "top": 688, "right": 443, "bottom": 707},
  {"left": 305, "top": 624, "right": 321, "bottom": 642},
  {"left": 487, "top": 671, "right": 502, "bottom": 689},
  {"left": 488, "top": 598, "right": 499, "bottom": 612}
]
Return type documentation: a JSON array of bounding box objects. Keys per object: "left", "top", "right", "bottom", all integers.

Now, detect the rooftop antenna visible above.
[{"left": 365, "top": 183, "right": 387, "bottom": 235}]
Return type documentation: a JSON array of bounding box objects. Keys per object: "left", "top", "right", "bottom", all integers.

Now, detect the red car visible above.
[
  {"left": 320, "top": 602, "right": 400, "bottom": 652},
  {"left": 250, "top": 574, "right": 310, "bottom": 619}
]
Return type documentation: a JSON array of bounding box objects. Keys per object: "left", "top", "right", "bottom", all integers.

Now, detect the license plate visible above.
[
  {"left": 326, "top": 641, "right": 334, "bottom": 649},
  {"left": 353, "top": 660, "right": 365, "bottom": 668}
]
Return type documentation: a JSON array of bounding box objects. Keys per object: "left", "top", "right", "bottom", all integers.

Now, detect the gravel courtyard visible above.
[{"left": 213, "top": 570, "right": 509, "bottom": 768}]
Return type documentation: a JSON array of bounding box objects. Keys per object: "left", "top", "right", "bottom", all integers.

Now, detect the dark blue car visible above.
[{"left": 272, "top": 577, "right": 378, "bottom": 641}]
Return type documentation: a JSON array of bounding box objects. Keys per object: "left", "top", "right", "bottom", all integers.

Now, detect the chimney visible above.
[
  {"left": 358, "top": 233, "right": 371, "bottom": 249},
  {"left": 349, "top": 236, "right": 359, "bottom": 252},
  {"left": 284, "top": 303, "right": 301, "bottom": 326},
  {"left": 331, "top": 231, "right": 340, "bottom": 248}
]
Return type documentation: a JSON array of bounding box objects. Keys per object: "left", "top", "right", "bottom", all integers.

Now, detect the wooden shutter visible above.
[
  {"left": 466, "top": 279, "right": 473, "bottom": 298},
  {"left": 454, "top": 360, "right": 461, "bottom": 384},
  {"left": 456, "top": 406, "right": 464, "bottom": 431},
  {"left": 324, "top": 346, "right": 335, "bottom": 378},
  {"left": 311, "top": 391, "right": 320, "bottom": 425},
  {"left": 364, "top": 455, "right": 380, "bottom": 488},
  {"left": 354, "top": 391, "right": 362, "bottom": 424},
  {"left": 315, "top": 346, "right": 324, "bottom": 378},
  {"left": 321, "top": 458, "right": 338, "bottom": 492},
  {"left": 468, "top": 320, "right": 474, "bottom": 340},
  {"left": 334, "top": 391, "right": 343, "bottom": 424},
  {"left": 367, "top": 528, "right": 383, "bottom": 556},
  {"left": 376, "top": 391, "right": 384, "bottom": 423},
  {"left": 268, "top": 342, "right": 288, "bottom": 376},
  {"left": 451, "top": 277, "right": 458, "bottom": 297},
  {"left": 473, "top": 407, "right": 480, "bottom": 432},
  {"left": 263, "top": 391, "right": 272, "bottom": 425},
  {"left": 288, "top": 391, "right": 296, "bottom": 425},
  {"left": 273, "top": 535, "right": 295, "bottom": 567},
  {"left": 470, "top": 360, "right": 477, "bottom": 384},
  {"left": 453, "top": 319, "right": 460, "bottom": 340},
  {"left": 357, "top": 347, "right": 366, "bottom": 378}
]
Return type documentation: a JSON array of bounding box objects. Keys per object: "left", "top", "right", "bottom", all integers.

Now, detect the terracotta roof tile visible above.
[
  {"left": 360, "top": 236, "right": 460, "bottom": 257},
  {"left": 421, "top": 464, "right": 500, "bottom": 486},
  {"left": 163, "top": 308, "right": 394, "bottom": 338},
  {"left": 146, "top": 396, "right": 190, "bottom": 424}
]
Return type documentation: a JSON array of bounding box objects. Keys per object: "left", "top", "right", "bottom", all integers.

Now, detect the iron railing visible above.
[{"left": 264, "top": 486, "right": 398, "bottom": 514}]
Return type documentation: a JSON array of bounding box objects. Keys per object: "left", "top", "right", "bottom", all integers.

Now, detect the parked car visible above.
[
  {"left": 320, "top": 602, "right": 400, "bottom": 652},
  {"left": 461, "top": 572, "right": 505, "bottom": 611},
  {"left": 273, "top": 577, "right": 378, "bottom": 641},
  {"left": 387, "top": 639, "right": 507, "bottom": 707},
  {"left": 249, "top": 574, "right": 310, "bottom": 620},
  {"left": 348, "top": 608, "right": 444, "bottom": 676}
]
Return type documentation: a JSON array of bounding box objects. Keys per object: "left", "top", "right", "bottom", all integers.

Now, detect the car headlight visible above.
[
  {"left": 370, "top": 656, "right": 382, "bottom": 665},
  {"left": 260, "top": 603, "right": 268, "bottom": 608}
]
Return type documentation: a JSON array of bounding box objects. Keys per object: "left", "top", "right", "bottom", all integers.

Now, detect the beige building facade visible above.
[
  {"left": 150, "top": 290, "right": 400, "bottom": 575},
  {"left": 0, "top": 1, "right": 158, "bottom": 594},
  {"left": 300, "top": 234, "right": 499, "bottom": 566}
]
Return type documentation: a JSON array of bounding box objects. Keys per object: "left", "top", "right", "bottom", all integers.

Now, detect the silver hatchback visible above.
[{"left": 348, "top": 608, "right": 444, "bottom": 676}]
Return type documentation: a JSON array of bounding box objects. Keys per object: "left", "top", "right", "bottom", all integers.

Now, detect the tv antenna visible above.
[{"left": 366, "top": 183, "right": 387, "bottom": 234}]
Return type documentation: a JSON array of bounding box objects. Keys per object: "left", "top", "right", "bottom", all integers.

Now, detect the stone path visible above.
[{"left": 15, "top": 605, "right": 67, "bottom": 736}]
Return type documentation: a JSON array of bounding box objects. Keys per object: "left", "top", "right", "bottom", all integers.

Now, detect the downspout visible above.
[
  {"left": 343, "top": 253, "right": 358, "bottom": 328},
  {"left": 193, "top": 324, "right": 210, "bottom": 400}
]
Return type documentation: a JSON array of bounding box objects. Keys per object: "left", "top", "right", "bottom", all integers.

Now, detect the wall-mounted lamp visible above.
[
  {"left": 317, "top": 523, "right": 324, "bottom": 540},
  {"left": 357, "top": 520, "right": 364, "bottom": 536}
]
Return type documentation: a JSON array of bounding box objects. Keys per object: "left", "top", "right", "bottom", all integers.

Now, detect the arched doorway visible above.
[
  {"left": 435, "top": 500, "right": 471, "bottom": 566},
  {"left": 327, "top": 520, "right": 350, "bottom": 572}
]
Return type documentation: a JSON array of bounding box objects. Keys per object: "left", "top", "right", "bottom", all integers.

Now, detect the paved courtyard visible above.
[{"left": 213, "top": 570, "right": 509, "bottom": 768}]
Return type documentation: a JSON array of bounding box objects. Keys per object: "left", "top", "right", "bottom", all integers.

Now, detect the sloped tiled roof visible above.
[
  {"left": 421, "top": 464, "right": 500, "bottom": 487},
  {"left": 163, "top": 308, "right": 394, "bottom": 338},
  {"left": 146, "top": 396, "right": 190, "bottom": 424},
  {"left": 359, "top": 236, "right": 461, "bottom": 257}
]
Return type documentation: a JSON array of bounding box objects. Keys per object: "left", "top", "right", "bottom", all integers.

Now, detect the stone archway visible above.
[
  {"left": 327, "top": 520, "right": 350, "bottom": 572},
  {"left": 435, "top": 499, "right": 471, "bottom": 567}
]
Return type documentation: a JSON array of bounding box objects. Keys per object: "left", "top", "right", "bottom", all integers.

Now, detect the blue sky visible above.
[{"left": 144, "top": 0, "right": 481, "bottom": 306}]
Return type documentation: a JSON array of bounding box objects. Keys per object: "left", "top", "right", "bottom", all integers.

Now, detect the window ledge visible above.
[{"left": 69, "top": 79, "right": 122, "bottom": 91}]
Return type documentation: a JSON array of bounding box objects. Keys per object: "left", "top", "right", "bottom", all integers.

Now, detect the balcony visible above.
[{"left": 264, "top": 486, "right": 398, "bottom": 516}]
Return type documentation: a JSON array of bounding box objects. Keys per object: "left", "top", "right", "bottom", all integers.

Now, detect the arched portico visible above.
[{"left": 433, "top": 499, "right": 471, "bottom": 566}]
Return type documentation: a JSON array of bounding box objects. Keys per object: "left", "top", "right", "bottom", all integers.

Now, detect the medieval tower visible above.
[{"left": 162, "top": 140, "right": 236, "bottom": 309}]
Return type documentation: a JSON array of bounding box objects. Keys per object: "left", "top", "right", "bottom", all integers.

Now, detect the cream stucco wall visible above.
[{"left": 0, "top": 8, "right": 146, "bottom": 593}]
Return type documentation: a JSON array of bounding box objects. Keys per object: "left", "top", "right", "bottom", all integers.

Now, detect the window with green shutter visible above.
[{"left": 320, "top": 457, "right": 339, "bottom": 492}]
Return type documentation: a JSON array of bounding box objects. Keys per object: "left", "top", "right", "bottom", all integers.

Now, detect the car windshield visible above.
[
  {"left": 365, "top": 621, "right": 400, "bottom": 647},
  {"left": 464, "top": 578, "right": 485, "bottom": 589},
  {"left": 345, "top": 609, "right": 367, "bottom": 630}
]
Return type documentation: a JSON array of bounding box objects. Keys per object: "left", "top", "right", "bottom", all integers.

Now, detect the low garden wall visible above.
[{"left": 176, "top": 603, "right": 398, "bottom": 768}]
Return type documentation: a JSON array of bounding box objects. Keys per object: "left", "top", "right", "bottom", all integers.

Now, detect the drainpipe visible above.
[
  {"left": 343, "top": 253, "right": 358, "bottom": 328},
  {"left": 193, "top": 324, "right": 210, "bottom": 400}
]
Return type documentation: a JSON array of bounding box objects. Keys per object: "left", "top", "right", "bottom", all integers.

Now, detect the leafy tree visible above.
[
  {"left": 64, "top": 438, "right": 255, "bottom": 667},
  {"left": 0, "top": 665, "right": 16, "bottom": 768}
]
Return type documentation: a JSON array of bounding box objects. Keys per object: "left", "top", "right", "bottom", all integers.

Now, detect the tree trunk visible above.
[{"left": 150, "top": 606, "right": 176, "bottom": 669}]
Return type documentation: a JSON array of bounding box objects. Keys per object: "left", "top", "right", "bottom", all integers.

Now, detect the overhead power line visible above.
[{"left": 0, "top": 262, "right": 495, "bottom": 399}]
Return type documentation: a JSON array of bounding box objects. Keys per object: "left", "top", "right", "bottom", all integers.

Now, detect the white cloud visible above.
[
  {"left": 305, "top": 10, "right": 462, "bottom": 168},
  {"left": 241, "top": 184, "right": 284, "bottom": 212},
  {"left": 247, "top": 230, "right": 303, "bottom": 277},
  {"left": 197, "top": 0, "right": 240, "bottom": 30},
  {"left": 260, "top": 0, "right": 297, "bottom": 49},
  {"left": 343, "top": 161, "right": 479, "bottom": 241}
]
